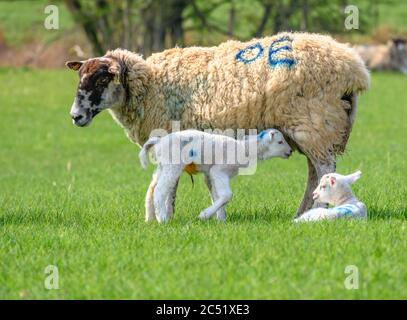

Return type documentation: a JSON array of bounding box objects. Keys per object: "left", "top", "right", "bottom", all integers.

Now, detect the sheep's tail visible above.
[{"left": 139, "top": 136, "right": 160, "bottom": 169}]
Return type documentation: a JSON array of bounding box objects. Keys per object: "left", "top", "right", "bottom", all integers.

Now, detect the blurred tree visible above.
[
  {"left": 64, "top": 0, "right": 188, "bottom": 56},
  {"left": 65, "top": 0, "right": 376, "bottom": 57}
]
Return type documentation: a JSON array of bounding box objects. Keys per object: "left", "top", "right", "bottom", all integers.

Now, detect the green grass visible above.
[
  {"left": 0, "top": 68, "right": 407, "bottom": 299},
  {"left": 377, "top": 0, "right": 407, "bottom": 33}
]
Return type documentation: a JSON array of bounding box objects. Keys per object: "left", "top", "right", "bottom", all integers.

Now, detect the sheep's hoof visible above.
[
  {"left": 145, "top": 215, "right": 155, "bottom": 223},
  {"left": 199, "top": 210, "right": 211, "bottom": 220},
  {"left": 156, "top": 215, "right": 170, "bottom": 223}
]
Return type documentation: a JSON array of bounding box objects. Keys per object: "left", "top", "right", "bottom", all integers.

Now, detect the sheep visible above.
[
  {"left": 139, "top": 129, "right": 292, "bottom": 223},
  {"left": 355, "top": 38, "right": 407, "bottom": 74},
  {"left": 294, "top": 171, "right": 367, "bottom": 222},
  {"left": 65, "top": 32, "right": 370, "bottom": 217}
]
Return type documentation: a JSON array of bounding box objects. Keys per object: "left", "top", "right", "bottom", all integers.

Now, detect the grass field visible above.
[{"left": 0, "top": 68, "right": 406, "bottom": 299}]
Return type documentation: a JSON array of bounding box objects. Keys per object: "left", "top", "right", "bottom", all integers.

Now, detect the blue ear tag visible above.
[{"left": 257, "top": 130, "right": 268, "bottom": 140}]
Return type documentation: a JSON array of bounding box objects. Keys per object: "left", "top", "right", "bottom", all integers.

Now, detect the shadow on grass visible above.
[
  {"left": 226, "top": 206, "right": 294, "bottom": 224},
  {"left": 368, "top": 205, "right": 407, "bottom": 220}
]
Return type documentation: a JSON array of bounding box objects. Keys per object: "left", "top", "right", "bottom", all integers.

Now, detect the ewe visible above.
[
  {"left": 139, "top": 129, "right": 292, "bottom": 223},
  {"left": 355, "top": 38, "right": 407, "bottom": 74},
  {"left": 66, "top": 32, "right": 370, "bottom": 216},
  {"left": 294, "top": 171, "right": 367, "bottom": 222}
]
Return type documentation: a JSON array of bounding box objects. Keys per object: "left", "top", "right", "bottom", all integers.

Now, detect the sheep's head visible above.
[
  {"left": 66, "top": 58, "right": 126, "bottom": 127},
  {"left": 257, "top": 129, "right": 292, "bottom": 160},
  {"left": 313, "top": 171, "right": 362, "bottom": 205},
  {"left": 390, "top": 37, "right": 406, "bottom": 53}
]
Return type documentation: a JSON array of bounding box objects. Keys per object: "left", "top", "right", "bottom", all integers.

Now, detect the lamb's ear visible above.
[
  {"left": 65, "top": 61, "right": 84, "bottom": 71},
  {"left": 268, "top": 130, "right": 276, "bottom": 140},
  {"left": 329, "top": 176, "right": 336, "bottom": 187},
  {"left": 344, "top": 170, "right": 362, "bottom": 185}
]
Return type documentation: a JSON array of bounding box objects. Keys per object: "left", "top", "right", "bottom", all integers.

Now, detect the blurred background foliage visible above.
[{"left": 0, "top": 0, "right": 406, "bottom": 59}]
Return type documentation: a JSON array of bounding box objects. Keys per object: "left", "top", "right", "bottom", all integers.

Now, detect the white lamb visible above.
[
  {"left": 139, "top": 129, "right": 292, "bottom": 223},
  {"left": 294, "top": 171, "right": 367, "bottom": 222}
]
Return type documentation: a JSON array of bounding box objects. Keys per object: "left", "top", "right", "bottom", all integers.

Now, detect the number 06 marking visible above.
[{"left": 268, "top": 36, "right": 296, "bottom": 69}]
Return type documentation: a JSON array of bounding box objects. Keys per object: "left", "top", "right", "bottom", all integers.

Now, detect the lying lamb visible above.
[
  {"left": 294, "top": 171, "right": 367, "bottom": 222},
  {"left": 139, "top": 129, "right": 292, "bottom": 223}
]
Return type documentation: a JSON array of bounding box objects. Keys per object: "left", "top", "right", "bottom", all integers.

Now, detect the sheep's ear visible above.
[
  {"left": 108, "top": 61, "right": 120, "bottom": 75},
  {"left": 65, "top": 60, "right": 84, "bottom": 71},
  {"left": 344, "top": 170, "right": 362, "bottom": 184},
  {"left": 268, "top": 130, "right": 275, "bottom": 140},
  {"left": 108, "top": 61, "right": 121, "bottom": 84},
  {"left": 329, "top": 176, "right": 336, "bottom": 187}
]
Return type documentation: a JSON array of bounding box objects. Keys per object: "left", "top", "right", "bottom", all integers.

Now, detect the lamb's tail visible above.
[{"left": 139, "top": 136, "right": 160, "bottom": 169}]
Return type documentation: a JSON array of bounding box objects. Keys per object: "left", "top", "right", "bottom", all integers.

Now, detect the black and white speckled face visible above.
[
  {"left": 66, "top": 58, "right": 125, "bottom": 127},
  {"left": 393, "top": 38, "right": 406, "bottom": 53}
]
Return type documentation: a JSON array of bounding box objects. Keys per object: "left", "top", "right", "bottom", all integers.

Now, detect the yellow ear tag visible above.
[{"left": 113, "top": 75, "right": 120, "bottom": 85}]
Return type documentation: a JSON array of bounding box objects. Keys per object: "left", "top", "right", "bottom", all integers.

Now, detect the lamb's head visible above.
[
  {"left": 313, "top": 171, "right": 362, "bottom": 205},
  {"left": 66, "top": 57, "right": 126, "bottom": 127},
  {"left": 257, "top": 129, "right": 292, "bottom": 160}
]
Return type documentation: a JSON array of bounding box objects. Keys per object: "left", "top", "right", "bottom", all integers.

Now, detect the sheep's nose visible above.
[{"left": 71, "top": 114, "right": 83, "bottom": 122}]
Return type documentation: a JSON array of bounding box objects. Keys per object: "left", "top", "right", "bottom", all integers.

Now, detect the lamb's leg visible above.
[
  {"left": 153, "top": 165, "right": 183, "bottom": 223},
  {"left": 199, "top": 171, "right": 231, "bottom": 220},
  {"left": 296, "top": 157, "right": 319, "bottom": 217},
  {"left": 204, "top": 174, "right": 226, "bottom": 221},
  {"left": 145, "top": 169, "right": 160, "bottom": 222}
]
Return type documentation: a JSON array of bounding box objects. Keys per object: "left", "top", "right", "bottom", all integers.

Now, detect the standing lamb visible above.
[
  {"left": 139, "top": 129, "right": 292, "bottom": 223},
  {"left": 294, "top": 171, "right": 366, "bottom": 222},
  {"left": 65, "top": 32, "right": 370, "bottom": 217}
]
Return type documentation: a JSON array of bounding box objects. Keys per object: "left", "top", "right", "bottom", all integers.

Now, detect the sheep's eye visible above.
[
  {"left": 278, "top": 141, "right": 283, "bottom": 144},
  {"left": 98, "top": 77, "right": 109, "bottom": 85}
]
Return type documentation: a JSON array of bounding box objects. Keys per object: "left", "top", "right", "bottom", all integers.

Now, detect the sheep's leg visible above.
[
  {"left": 204, "top": 174, "right": 226, "bottom": 221},
  {"left": 199, "top": 170, "right": 231, "bottom": 220},
  {"left": 166, "top": 177, "right": 179, "bottom": 218},
  {"left": 145, "top": 169, "right": 160, "bottom": 222},
  {"left": 154, "top": 165, "right": 183, "bottom": 223},
  {"left": 296, "top": 157, "right": 319, "bottom": 217}
]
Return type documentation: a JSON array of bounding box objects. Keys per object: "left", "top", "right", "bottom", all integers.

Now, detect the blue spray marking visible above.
[
  {"left": 268, "top": 36, "right": 296, "bottom": 69},
  {"left": 189, "top": 149, "right": 197, "bottom": 158},
  {"left": 333, "top": 204, "right": 358, "bottom": 217},
  {"left": 236, "top": 43, "right": 264, "bottom": 64}
]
